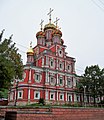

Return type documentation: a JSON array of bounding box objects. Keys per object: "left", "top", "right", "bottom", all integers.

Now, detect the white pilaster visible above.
[
  {"left": 74, "top": 93, "right": 77, "bottom": 102},
  {"left": 45, "top": 90, "right": 48, "bottom": 100},
  {"left": 46, "top": 56, "right": 49, "bottom": 67},
  {"left": 28, "top": 87, "right": 30, "bottom": 103},
  {"left": 57, "top": 91, "right": 58, "bottom": 101},
  {"left": 56, "top": 72, "right": 59, "bottom": 86},
  {"left": 66, "top": 92, "right": 67, "bottom": 102},
  {"left": 28, "top": 68, "right": 31, "bottom": 83},
  {"left": 42, "top": 57, "right": 44, "bottom": 67},
  {"left": 65, "top": 75, "right": 67, "bottom": 87}
]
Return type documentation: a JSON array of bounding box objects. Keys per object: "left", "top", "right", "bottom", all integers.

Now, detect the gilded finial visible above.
[
  {"left": 30, "top": 41, "right": 32, "bottom": 48},
  {"left": 47, "top": 8, "right": 53, "bottom": 23},
  {"left": 54, "top": 17, "right": 60, "bottom": 28},
  {"left": 40, "top": 19, "right": 44, "bottom": 31}
]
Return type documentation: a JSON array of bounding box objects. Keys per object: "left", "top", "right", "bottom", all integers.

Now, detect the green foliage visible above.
[
  {"left": 0, "top": 88, "right": 8, "bottom": 98},
  {"left": 77, "top": 65, "right": 104, "bottom": 105},
  {"left": 0, "top": 30, "right": 23, "bottom": 97}
]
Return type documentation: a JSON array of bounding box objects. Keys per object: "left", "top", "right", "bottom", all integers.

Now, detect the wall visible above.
[{"left": 0, "top": 107, "right": 104, "bottom": 120}]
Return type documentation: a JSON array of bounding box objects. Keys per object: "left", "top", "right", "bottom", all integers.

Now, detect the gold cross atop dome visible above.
[
  {"left": 54, "top": 17, "right": 60, "bottom": 28},
  {"left": 27, "top": 41, "right": 34, "bottom": 55},
  {"left": 47, "top": 8, "right": 53, "bottom": 23},
  {"left": 30, "top": 41, "right": 32, "bottom": 48},
  {"left": 40, "top": 19, "right": 44, "bottom": 31}
]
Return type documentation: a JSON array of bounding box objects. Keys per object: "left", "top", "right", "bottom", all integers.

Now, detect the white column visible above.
[
  {"left": 28, "top": 87, "right": 30, "bottom": 103},
  {"left": 65, "top": 75, "right": 67, "bottom": 87},
  {"left": 66, "top": 92, "right": 67, "bottom": 102},
  {"left": 74, "top": 93, "right": 77, "bottom": 102},
  {"left": 56, "top": 72, "right": 58, "bottom": 86},
  {"left": 42, "top": 57, "right": 44, "bottom": 67},
  {"left": 65, "top": 60, "right": 66, "bottom": 71},
  {"left": 45, "top": 70, "right": 49, "bottom": 84},
  {"left": 45, "top": 90, "right": 48, "bottom": 100},
  {"left": 28, "top": 67, "right": 31, "bottom": 83},
  {"left": 56, "top": 58, "right": 58, "bottom": 70},
  {"left": 57, "top": 91, "right": 58, "bottom": 101},
  {"left": 46, "top": 56, "right": 49, "bottom": 67}
]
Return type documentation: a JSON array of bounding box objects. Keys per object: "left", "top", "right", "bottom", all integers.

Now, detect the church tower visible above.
[{"left": 8, "top": 9, "right": 81, "bottom": 106}]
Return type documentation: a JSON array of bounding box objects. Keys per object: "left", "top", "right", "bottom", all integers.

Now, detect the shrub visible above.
[{"left": 38, "top": 98, "right": 45, "bottom": 105}]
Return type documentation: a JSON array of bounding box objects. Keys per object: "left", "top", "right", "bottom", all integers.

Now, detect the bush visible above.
[
  {"left": 38, "top": 98, "right": 45, "bottom": 105},
  {"left": 98, "top": 100, "right": 104, "bottom": 107}
]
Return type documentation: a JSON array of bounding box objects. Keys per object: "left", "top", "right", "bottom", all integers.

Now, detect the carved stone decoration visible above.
[{"left": 50, "top": 76, "right": 56, "bottom": 86}]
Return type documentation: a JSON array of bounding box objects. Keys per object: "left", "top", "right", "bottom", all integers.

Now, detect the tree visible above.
[
  {"left": 78, "top": 65, "right": 104, "bottom": 105},
  {"left": 0, "top": 30, "right": 23, "bottom": 98}
]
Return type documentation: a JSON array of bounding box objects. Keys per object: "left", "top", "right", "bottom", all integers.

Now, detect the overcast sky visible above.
[{"left": 0, "top": 0, "right": 104, "bottom": 75}]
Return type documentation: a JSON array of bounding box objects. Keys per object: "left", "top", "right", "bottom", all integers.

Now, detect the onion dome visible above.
[
  {"left": 36, "top": 31, "right": 45, "bottom": 38},
  {"left": 27, "top": 42, "right": 34, "bottom": 55},
  {"left": 44, "top": 23, "right": 56, "bottom": 31},
  {"left": 52, "top": 29, "right": 62, "bottom": 37}
]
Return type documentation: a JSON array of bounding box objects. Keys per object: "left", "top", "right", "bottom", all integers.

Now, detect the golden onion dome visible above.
[
  {"left": 27, "top": 42, "right": 34, "bottom": 55},
  {"left": 44, "top": 23, "right": 56, "bottom": 31},
  {"left": 36, "top": 31, "right": 45, "bottom": 38},
  {"left": 52, "top": 29, "right": 62, "bottom": 37}
]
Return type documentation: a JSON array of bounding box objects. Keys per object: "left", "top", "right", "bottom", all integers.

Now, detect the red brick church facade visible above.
[{"left": 8, "top": 10, "right": 82, "bottom": 106}]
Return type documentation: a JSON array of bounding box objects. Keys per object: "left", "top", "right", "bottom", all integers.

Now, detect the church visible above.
[{"left": 8, "top": 9, "right": 82, "bottom": 106}]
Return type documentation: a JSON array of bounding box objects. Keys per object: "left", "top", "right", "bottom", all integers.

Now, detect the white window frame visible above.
[
  {"left": 35, "top": 73, "right": 41, "bottom": 83},
  {"left": 34, "top": 91, "right": 40, "bottom": 99},
  {"left": 67, "top": 77, "right": 72, "bottom": 87},
  {"left": 59, "top": 77, "right": 63, "bottom": 86},
  {"left": 59, "top": 93, "right": 64, "bottom": 101},
  {"left": 68, "top": 94, "right": 72, "bottom": 102},
  {"left": 50, "top": 92, "right": 55, "bottom": 100},
  {"left": 50, "top": 59, "right": 55, "bottom": 68},
  {"left": 50, "top": 77, "right": 56, "bottom": 86},
  {"left": 67, "top": 64, "right": 71, "bottom": 72},
  {"left": 18, "top": 90, "right": 23, "bottom": 99}
]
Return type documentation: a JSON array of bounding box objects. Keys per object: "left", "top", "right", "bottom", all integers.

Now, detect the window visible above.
[
  {"left": 68, "top": 94, "right": 72, "bottom": 102},
  {"left": 50, "top": 59, "right": 55, "bottom": 68},
  {"left": 68, "top": 96, "right": 71, "bottom": 102},
  {"left": 59, "top": 63, "right": 62, "bottom": 69},
  {"left": 67, "top": 65, "right": 71, "bottom": 72},
  {"left": 34, "top": 91, "right": 40, "bottom": 99},
  {"left": 35, "top": 74, "right": 41, "bottom": 82},
  {"left": 67, "top": 78, "right": 72, "bottom": 87},
  {"left": 51, "top": 61, "right": 53, "bottom": 66},
  {"left": 77, "top": 96, "right": 80, "bottom": 102},
  {"left": 50, "top": 92, "right": 55, "bottom": 100},
  {"left": 36, "top": 74, "right": 39, "bottom": 81},
  {"left": 50, "top": 77, "right": 54, "bottom": 83},
  {"left": 50, "top": 77, "right": 56, "bottom": 86},
  {"left": 67, "top": 80, "right": 71, "bottom": 86},
  {"left": 59, "top": 77, "right": 63, "bottom": 85},
  {"left": 18, "top": 91, "right": 23, "bottom": 99},
  {"left": 60, "top": 94, "right": 64, "bottom": 101}
]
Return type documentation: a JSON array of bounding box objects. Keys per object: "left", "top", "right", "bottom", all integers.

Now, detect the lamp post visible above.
[{"left": 83, "top": 85, "right": 86, "bottom": 107}]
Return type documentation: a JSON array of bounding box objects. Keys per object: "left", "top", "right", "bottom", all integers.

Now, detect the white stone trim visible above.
[
  {"left": 50, "top": 92, "right": 55, "bottom": 100},
  {"left": 34, "top": 91, "right": 40, "bottom": 100},
  {"left": 18, "top": 90, "right": 23, "bottom": 99},
  {"left": 59, "top": 93, "right": 64, "bottom": 101},
  {"left": 67, "top": 94, "right": 72, "bottom": 102}
]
